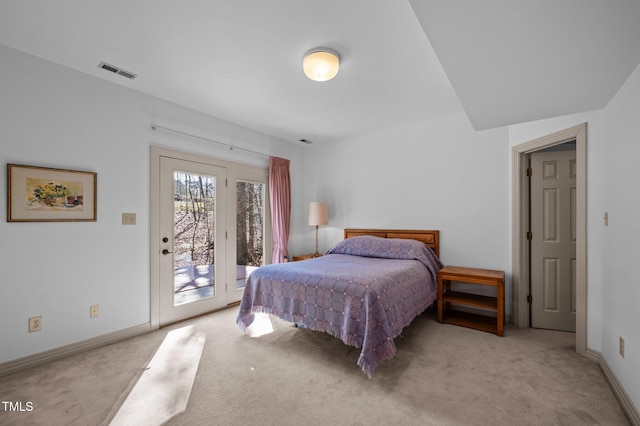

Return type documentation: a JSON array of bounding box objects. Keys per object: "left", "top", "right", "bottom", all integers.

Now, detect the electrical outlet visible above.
[
  {"left": 620, "top": 336, "right": 625, "bottom": 357},
  {"left": 28, "top": 316, "right": 42, "bottom": 333},
  {"left": 604, "top": 212, "right": 609, "bottom": 226},
  {"left": 122, "top": 213, "right": 136, "bottom": 225},
  {"left": 90, "top": 304, "right": 100, "bottom": 318}
]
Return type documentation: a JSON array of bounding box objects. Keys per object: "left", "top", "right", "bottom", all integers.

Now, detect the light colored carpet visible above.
[{"left": 0, "top": 307, "right": 630, "bottom": 425}]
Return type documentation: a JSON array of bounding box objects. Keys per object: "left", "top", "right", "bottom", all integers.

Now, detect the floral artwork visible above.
[
  {"left": 7, "top": 164, "right": 96, "bottom": 222},
  {"left": 27, "top": 178, "right": 84, "bottom": 210}
]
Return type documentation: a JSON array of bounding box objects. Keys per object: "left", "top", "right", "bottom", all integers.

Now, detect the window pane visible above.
[
  {"left": 173, "top": 171, "right": 216, "bottom": 305},
  {"left": 236, "top": 180, "right": 265, "bottom": 289}
]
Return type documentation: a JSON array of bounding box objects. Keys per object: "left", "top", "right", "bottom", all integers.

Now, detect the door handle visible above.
[{"left": 162, "top": 249, "right": 173, "bottom": 255}]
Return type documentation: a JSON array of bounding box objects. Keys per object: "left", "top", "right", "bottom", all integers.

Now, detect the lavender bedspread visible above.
[{"left": 236, "top": 236, "right": 443, "bottom": 377}]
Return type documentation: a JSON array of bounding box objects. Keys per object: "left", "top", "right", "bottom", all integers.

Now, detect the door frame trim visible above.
[
  {"left": 150, "top": 146, "right": 163, "bottom": 329},
  {"left": 511, "top": 123, "right": 587, "bottom": 356}
]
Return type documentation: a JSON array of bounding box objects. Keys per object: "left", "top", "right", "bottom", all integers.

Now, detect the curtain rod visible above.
[{"left": 150, "top": 123, "right": 272, "bottom": 158}]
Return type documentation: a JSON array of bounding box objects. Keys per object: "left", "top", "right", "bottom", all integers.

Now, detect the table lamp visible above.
[{"left": 308, "top": 202, "right": 328, "bottom": 257}]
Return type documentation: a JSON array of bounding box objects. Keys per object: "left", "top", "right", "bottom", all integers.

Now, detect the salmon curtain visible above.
[{"left": 269, "top": 156, "right": 291, "bottom": 263}]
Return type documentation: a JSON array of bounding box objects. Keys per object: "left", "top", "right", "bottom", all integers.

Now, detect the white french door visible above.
[
  {"left": 151, "top": 147, "right": 270, "bottom": 327},
  {"left": 159, "top": 156, "right": 228, "bottom": 325}
]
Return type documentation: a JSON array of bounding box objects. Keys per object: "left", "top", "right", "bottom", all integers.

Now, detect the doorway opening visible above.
[{"left": 511, "top": 123, "right": 587, "bottom": 356}]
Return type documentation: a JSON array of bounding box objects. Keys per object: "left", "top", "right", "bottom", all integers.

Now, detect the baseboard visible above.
[
  {"left": 0, "top": 323, "right": 153, "bottom": 379},
  {"left": 583, "top": 347, "right": 600, "bottom": 363},
  {"left": 505, "top": 313, "right": 513, "bottom": 325},
  {"left": 587, "top": 347, "right": 640, "bottom": 425}
]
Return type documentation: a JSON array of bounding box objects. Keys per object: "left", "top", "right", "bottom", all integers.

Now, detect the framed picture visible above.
[{"left": 7, "top": 164, "right": 97, "bottom": 222}]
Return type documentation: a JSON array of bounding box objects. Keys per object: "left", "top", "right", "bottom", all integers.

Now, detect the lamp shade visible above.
[
  {"left": 303, "top": 48, "right": 340, "bottom": 82},
  {"left": 308, "top": 202, "right": 328, "bottom": 226}
]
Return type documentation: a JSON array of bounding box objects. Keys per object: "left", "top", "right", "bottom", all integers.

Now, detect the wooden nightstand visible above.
[
  {"left": 437, "top": 265, "right": 505, "bottom": 336},
  {"left": 291, "top": 254, "right": 319, "bottom": 261}
]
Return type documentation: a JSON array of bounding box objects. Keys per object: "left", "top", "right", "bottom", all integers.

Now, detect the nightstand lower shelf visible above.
[{"left": 441, "top": 310, "right": 498, "bottom": 335}]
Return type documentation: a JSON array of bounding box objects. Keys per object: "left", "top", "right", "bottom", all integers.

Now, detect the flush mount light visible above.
[{"left": 303, "top": 48, "right": 340, "bottom": 82}]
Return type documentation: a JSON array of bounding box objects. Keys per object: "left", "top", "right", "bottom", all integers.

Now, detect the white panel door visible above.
[
  {"left": 159, "top": 156, "right": 227, "bottom": 326},
  {"left": 530, "top": 149, "right": 576, "bottom": 331}
]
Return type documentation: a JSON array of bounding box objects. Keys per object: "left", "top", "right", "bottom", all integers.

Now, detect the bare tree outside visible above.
[
  {"left": 172, "top": 173, "right": 265, "bottom": 271},
  {"left": 173, "top": 172, "right": 216, "bottom": 269},
  {"left": 236, "top": 180, "right": 264, "bottom": 268}
]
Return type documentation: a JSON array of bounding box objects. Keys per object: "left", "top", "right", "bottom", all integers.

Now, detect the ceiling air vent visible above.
[{"left": 98, "top": 62, "right": 137, "bottom": 80}]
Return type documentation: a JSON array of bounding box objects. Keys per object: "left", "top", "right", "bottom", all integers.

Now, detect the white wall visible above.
[
  {"left": 600, "top": 61, "right": 640, "bottom": 408},
  {"left": 300, "top": 112, "right": 511, "bottom": 298},
  {"left": 0, "top": 45, "right": 304, "bottom": 363}
]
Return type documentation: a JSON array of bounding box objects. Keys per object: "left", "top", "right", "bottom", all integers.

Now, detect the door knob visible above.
[{"left": 162, "top": 249, "right": 173, "bottom": 255}]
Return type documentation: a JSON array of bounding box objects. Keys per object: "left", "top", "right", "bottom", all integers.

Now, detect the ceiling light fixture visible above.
[{"left": 303, "top": 48, "right": 340, "bottom": 82}]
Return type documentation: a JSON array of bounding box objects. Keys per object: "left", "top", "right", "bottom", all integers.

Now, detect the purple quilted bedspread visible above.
[{"left": 236, "top": 236, "right": 443, "bottom": 377}]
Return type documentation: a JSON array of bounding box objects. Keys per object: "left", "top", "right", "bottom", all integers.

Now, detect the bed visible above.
[{"left": 236, "top": 228, "right": 443, "bottom": 377}]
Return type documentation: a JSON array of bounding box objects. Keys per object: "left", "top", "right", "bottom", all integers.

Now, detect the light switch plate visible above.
[
  {"left": 90, "top": 305, "right": 99, "bottom": 318},
  {"left": 122, "top": 213, "right": 136, "bottom": 225}
]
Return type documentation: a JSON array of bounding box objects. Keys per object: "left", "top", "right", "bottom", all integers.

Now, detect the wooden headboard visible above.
[{"left": 343, "top": 228, "right": 440, "bottom": 258}]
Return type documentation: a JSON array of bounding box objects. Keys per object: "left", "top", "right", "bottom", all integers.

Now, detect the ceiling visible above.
[{"left": 1, "top": 1, "right": 640, "bottom": 144}]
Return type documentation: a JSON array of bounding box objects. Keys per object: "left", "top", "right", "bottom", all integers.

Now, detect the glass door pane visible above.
[
  {"left": 159, "top": 156, "right": 226, "bottom": 326},
  {"left": 173, "top": 171, "right": 217, "bottom": 306},
  {"left": 235, "top": 180, "right": 266, "bottom": 289}
]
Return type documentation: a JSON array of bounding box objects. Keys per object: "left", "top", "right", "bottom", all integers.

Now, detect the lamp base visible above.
[{"left": 313, "top": 225, "right": 321, "bottom": 257}]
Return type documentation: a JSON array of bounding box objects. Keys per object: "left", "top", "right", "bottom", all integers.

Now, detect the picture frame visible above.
[{"left": 7, "top": 164, "right": 97, "bottom": 222}]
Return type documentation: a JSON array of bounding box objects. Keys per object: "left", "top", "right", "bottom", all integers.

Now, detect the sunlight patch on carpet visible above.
[
  {"left": 109, "top": 325, "right": 206, "bottom": 426},
  {"left": 245, "top": 312, "right": 274, "bottom": 337}
]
